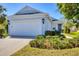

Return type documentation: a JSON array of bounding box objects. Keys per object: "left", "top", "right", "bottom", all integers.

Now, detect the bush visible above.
[
  {"left": 35, "top": 39, "right": 44, "bottom": 48},
  {"left": 30, "top": 38, "right": 45, "bottom": 48},
  {"left": 0, "top": 29, "right": 5, "bottom": 38},
  {"left": 36, "top": 35, "right": 45, "bottom": 40},
  {"left": 55, "top": 31, "right": 61, "bottom": 35},
  {"left": 30, "top": 40, "right": 37, "bottom": 47},
  {"left": 49, "top": 38, "right": 61, "bottom": 49},
  {"left": 45, "top": 30, "right": 61, "bottom": 36},
  {"left": 49, "top": 38, "right": 74, "bottom": 49},
  {"left": 30, "top": 36, "right": 67, "bottom": 49},
  {"left": 59, "top": 34, "right": 66, "bottom": 40},
  {"left": 69, "top": 39, "right": 78, "bottom": 47},
  {"left": 46, "top": 36, "right": 59, "bottom": 39},
  {"left": 76, "top": 39, "right": 79, "bottom": 47},
  {"left": 43, "top": 39, "right": 51, "bottom": 49},
  {"left": 30, "top": 35, "right": 79, "bottom": 49},
  {"left": 45, "top": 31, "right": 54, "bottom": 36},
  {"left": 0, "top": 29, "right": 8, "bottom": 38},
  {"left": 60, "top": 39, "right": 73, "bottom": 49}
]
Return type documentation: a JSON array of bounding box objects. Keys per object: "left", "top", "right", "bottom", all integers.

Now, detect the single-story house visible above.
[{"left": 8, "top": 6, "right": 65, "bottom": 37}]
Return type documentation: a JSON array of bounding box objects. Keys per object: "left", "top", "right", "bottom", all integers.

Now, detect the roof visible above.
[
  {"left": 52, "top": 18, "right": 58, "bottom": 21},
  {"left": 9, "top": 5, "right": 58, "bottom": 22},
  {"left": 51, "top": 17, "right": 58, "bottom": 21},
  {"left": 15, "top": 5, "right": 43, "bottom": 15}
]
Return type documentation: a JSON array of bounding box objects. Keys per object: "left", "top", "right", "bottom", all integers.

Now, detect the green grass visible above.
[
  {"left": 70, "top": 32, "right": 79, "bottom": 38},
  {"left": 12, "top": 45, "right": 79, "bottom": 56},
  {"left": 64, "top": 31, "right": 79, "bottom": 38}
]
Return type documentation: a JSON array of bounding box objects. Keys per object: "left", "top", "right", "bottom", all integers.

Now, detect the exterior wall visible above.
[
  {"left": 42, "top": 17, "right": 52, "bottom": 35},
  {"left": 52, "top": 19, "right": 66, "bottom": 31},
  {"left": 52, "top": 21, "right": 58, "bottom": 31},
  {"left": 8, "top": 13, "right": 48, "bottom": 20},
  {"left": 8, "top": 13, "right": 52, "bottom": 36}
]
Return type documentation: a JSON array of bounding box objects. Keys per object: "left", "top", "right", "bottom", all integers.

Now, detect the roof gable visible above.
[{"left": 15, "top": 5, "right": 43, "bottom": 15}]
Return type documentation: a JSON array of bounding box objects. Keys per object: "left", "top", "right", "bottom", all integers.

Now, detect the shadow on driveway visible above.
[{"left": 10, "top": 36, "right": 35, "bottom": 39}]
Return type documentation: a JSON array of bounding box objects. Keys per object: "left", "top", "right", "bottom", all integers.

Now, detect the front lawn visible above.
[
  {"left": 12, "top": 45, "right": 79, "bottom": 56},
  {"left": 64, "top": 31, "right": 79, "bottom": 38},
  {"left": 12, "top": 31, "right": 79, "bottom": 56}
]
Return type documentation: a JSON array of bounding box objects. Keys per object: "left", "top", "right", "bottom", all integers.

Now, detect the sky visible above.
[{"left": 0, "top": 3, "right": 64, "bottom": 19}]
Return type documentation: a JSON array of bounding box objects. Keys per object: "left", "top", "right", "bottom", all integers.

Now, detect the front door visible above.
[{"left": 58, "top": 24, "right": 62, "bottom": 32}]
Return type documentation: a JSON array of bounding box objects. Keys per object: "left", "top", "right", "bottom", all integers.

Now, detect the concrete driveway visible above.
[{"left": 0, "top": 37, "right": 34, "bottom": 56}]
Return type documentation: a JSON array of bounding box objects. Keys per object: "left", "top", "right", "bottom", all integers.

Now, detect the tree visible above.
[
  {"left": 63, "top": 20, "right": 76, "bottom": 33},
  {"left": 0, "top": 5, "right": 8, "bottom": 38},
  {"left": 57, "top": 3, "right": 79, "bottom": 32},
  {"left": 57, "top": 3, "right": 79, "bottom": 20}
]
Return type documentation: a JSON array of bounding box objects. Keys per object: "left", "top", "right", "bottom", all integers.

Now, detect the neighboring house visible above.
[{"left": 8, "top": 6, "right": 64, "bottom": 37}]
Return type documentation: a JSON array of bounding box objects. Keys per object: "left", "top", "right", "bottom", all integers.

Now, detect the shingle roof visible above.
[{"left": 15, "top": 5, "right": 43, "bottom": 15}]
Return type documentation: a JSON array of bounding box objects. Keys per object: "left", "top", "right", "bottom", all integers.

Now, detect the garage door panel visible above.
[{"left": 9, "top": 19, "right": 42, "bottom": 36}]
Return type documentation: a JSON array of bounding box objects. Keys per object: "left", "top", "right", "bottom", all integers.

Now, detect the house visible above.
[
  {"left": 52, "top": 18, "right": 66, "bottom": 31},
  {"left": 8, "top": 6, "right": 64, "bottom": 37}
]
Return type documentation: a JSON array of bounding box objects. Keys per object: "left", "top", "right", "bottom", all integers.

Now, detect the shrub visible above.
[
  {"left": 46, "top": 36, "right": 59, "bottom": 40},
  {"left": 73, "top": 36, "right": 79, "bottom": 47},
  {"left": 45, "top": 31, "right": 53, "bottom": 36},
  {"left": 35, "top": 39, "right": 44, "bottom": 48},
  {"left": 30, "top": 35, "right": 79, "bottom": 49},
  {"left": 49, "top": 38, "right": 73, "bottom": 49},
  {"left": 30, "top": 40, "right": 37, "bottom": 47},
  {"left": 57, "top": 41, "right": 66, "bottom": 49},
  {"left": 0, "top": 29, "right": 8, "bottom": 38},
  {"left": 45, "top": 30, "right": 61, "bottom": 36},
  {"left": 59, "top": 34, "right": 65, "bottom": 38},
  {"left": 36, "top": 35, "right": 45, "bottom": 40},
  {"left": 0, "top": 29, "right": 5, "bottom": 38},
  {"left": 55, "top": 31, "right": 61, "bottom": 35},
  {"left": 44, "top": 36, "right": 61, "bottom": 49},
  {"left": 59, "top": 34, "right": 66, "bottom": 40},
  {"left": 52, "top": 31, "right": 56, "bottom": 35},
  {"left": 60, "top": 39, "right": 73, "bottom": 49},
  {"left": 69, "top": 39, "right": 78, "bottom": 47},
  {"left": 30, "top": 38, "right": 45, "bottom": 48},
  {"left": 46, "top": 36, "right": 57, "bottom": 39},
  {"left": 43, "top": 39, "right": 51, "bottom": 49},
  {"left": 50, "top": 38, "right": 62, "bottom": 49},
  {"left": 76, "top": 39, "right": 79, "bottom": 47}
]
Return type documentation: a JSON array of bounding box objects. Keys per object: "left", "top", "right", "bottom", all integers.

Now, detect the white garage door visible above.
[{"left": 9, "top": 19, "right": 42, "bottom": 36}]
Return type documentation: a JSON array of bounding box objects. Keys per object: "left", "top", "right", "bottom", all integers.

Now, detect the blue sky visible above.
[{"left": 0, "top": 3, "right": 63, "bottom": 19}]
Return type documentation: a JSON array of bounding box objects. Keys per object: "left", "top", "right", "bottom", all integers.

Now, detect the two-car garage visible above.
[{"left": 9, "top": 19, "right": 42, "bottom": 37}]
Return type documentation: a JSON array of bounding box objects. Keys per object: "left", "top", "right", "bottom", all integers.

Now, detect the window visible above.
[{"left": 42, "top": 18, "right": 45, "bottom": 24}]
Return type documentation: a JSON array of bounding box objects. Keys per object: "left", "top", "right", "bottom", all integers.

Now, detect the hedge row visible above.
[{"left": 30, "top": 35, "right": 79, "bottom": 49}]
